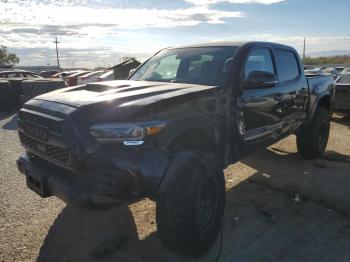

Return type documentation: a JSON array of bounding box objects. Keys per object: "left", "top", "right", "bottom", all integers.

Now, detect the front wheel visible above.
[
  {"left": 296, "top": 107, "right": 330, "bottom": 159},
  {"left": 156, "top": 151, "right": 225, "bottom": 256}
]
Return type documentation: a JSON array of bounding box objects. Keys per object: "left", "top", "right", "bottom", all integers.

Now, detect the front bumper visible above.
[
  {"left": 17, "top": 150, "right": 170, "bottom": 209},
  {"left": 16, "top": 106, "right": 171, "bottom": 209}
]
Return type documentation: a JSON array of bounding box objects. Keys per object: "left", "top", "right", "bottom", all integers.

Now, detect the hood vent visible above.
[{"left": 83, "top": 83, "right": 131, "bottom": 92}]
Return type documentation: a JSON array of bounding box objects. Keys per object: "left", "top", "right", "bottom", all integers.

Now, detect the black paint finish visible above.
[{"left": 16, "top": 41, "right": 334, "bottom": 209}]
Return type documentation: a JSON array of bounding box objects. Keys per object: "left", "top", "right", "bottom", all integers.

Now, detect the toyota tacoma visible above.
[{"left": 17, "top": 41, "right": 334, "bottom": 256}]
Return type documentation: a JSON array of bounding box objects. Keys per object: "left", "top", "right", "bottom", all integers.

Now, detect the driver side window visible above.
[{"left": 244, "top": 48, "right": 275, "bottom": 79}]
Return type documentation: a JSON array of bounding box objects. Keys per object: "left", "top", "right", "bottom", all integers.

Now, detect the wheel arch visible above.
[
  {"left": 166, "top": 128, "right": 218, "bottom": 157},
  {"left": 317, "top": 95, "right": 331, "bottom": 111},
  {"left": 308, "top": 93, "right": 331, "bottom": 123},
  {"left": 157, "top": 129, "right": 221, "bottom": 194}
]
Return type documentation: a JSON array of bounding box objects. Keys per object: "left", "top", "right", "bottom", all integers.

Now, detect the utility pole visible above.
[
  {"left": 53, "top": 36, "right": 61, "bottom": 71},
  {"left": 302, "top": 38, "right": 306, "bottom": 61}
]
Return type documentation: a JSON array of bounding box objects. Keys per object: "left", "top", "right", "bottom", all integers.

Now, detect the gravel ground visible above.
[{"left": 0, "top": 112, "right": 349, "bottom": 262}]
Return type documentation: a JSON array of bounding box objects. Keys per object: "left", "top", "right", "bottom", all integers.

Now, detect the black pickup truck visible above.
[{"left": 16, "top": 41, "right": 334, "bottom": 256}]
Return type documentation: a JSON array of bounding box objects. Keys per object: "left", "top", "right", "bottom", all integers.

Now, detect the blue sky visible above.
[{"left": 1, "top": 0, "right": 349, "bottom": 68}]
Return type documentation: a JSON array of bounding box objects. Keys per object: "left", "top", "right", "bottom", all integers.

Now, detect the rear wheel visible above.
[
  {"left": 156, "top": 151, "right": 225, "bottom": 256},
  {"left": 296, "top": 107, "right": 330, "bottom": 159}
]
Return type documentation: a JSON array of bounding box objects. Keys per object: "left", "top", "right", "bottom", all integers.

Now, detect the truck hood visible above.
[{"left": 34, "top": 80, "right": 218, "bottom": 109}]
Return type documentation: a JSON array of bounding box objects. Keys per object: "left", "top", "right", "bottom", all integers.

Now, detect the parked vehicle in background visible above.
[
  {"left": 16, "top": 41, "right": 334, "bottom": 257},
  {"left": 340, "top": 68, "right": 350, "bottom": 75},
  {"left": 0, "top": 70, "right": 43, "bottom": 79},
  {"left": 52, "top": 71, "right": 81, "bottom": 81},
  {"left": 335, "top": 66, "right": 345, "bottom": 73},
  {"left": 77, "top": 71, "right": 105, "bottom": 85},
  {"left": 66, "top": 71, "right": 91, "bottom": 86},
  {"left": 110, "top": 58, "right": 141, "bottom": 80},
  {"left": 304, "top": 65, "right": 314, "bottom": 70},
  {"left": 40, "top": 70, "right": 59, "bottom": 78},
  {"left": 305, "top": 68, "right": 326, "bottom": 76},
  {"left": 97, "top": 70, "right": 114, "bottom": 82},
  {"left": 334, "top": 72, "right": 350, "bottom": 113},
  {"left": 322, "top": 67, "right": 339, "bottom": 80},
  {"left": 0, "top": 77, "right": 66, "bottom": 112}
]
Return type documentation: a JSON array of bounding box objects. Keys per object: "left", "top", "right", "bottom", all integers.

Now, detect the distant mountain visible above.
[{"left": 308, "top": 50, "right": 350, "bottom": 58}]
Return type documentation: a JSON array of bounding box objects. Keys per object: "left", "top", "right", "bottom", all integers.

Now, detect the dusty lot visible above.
[{"left": 0, "top": 112, "right": 350, "bottom": 262}]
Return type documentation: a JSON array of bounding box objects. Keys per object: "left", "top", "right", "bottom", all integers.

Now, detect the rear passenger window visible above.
[
  {"left": 275, "top": 49, "right": 300, "bottom": 82},
  {"left": 245, "top": 48, "right": 275, "bottom": 79}
]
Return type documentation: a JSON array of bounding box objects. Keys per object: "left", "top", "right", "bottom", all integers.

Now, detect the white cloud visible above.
[
  {"left": 0, "top": 1, "right": 243, "bottom": 30},
  {"left": 0, "top": 0, "right": 244, "bottom": 67},
  {"left": 185, "top": 0, "right": 285, "bottom": 5},
  {"left": 2, "top": 0, "right": 348, "bottom": 68}
]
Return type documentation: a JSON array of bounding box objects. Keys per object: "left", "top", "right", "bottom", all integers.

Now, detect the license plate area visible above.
[
  {"left": 24, "top": 123, "right": 48, "bottom": 142},
  {"left": 25, "top": 170, "right": 51, "bottom": 198}
]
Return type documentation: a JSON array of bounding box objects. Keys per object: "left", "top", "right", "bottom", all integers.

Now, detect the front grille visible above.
[
  {"left": 19, "top": 110, "right": 62, "bottom": 133},
  {"left": 19, "top": 131, "right": 36, "bottom": 148},
  {"left": 19, "top": 132, "right": 70, "bottom": 164},
  {"left": 18, "top": 109, "right": 72, "bottom": 166},
  {"left": 47, "top": 144, "right": 70, "bottom": 163}
]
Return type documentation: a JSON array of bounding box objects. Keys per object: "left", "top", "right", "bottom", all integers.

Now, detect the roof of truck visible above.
[
  {"left": 168, "top": 41, "right": 294, "bottom": 50},
  {"left": 173, "top": 41, "right": 246, "bottom": 48}
]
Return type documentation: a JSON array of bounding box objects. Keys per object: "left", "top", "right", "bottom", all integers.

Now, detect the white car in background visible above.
[
  {"left": 304, "top": 68, "right": 326, "bottom": 76},
  {"left": 322, "top": 68, "right": 339, "bottom": 80},
  {"left": 77, "top": 71, "right": 105, "bottom": 85},
  {"left": 340, "top": 68, "right": 350, "bottom": 75},
  {"left": 97, "top": 70, "right": 114, "bottom": 82}
]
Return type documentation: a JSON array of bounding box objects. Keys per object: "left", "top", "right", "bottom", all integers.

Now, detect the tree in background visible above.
[
  {"left": 0, "top": 46, "right": 19, "bottom": 65},
  {"left": 303, "top": 55, "right": 350, "bottom": 65}
]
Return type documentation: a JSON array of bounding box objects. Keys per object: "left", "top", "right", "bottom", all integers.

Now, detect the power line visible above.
[
  {"left": 53, "top": 36, "right": 61, "bottom": 71},
  {"left": 303, "top": 38, "right": 306, "bottom": 61}
]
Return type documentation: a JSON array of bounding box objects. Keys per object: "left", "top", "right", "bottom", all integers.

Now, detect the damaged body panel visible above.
[{"left": 17, "top": 80, "right": 228, "bottom": 208}]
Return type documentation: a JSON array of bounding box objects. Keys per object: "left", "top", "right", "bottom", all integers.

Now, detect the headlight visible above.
[{"left": 89, "top": 121, "right": 165, "bottom": 145}]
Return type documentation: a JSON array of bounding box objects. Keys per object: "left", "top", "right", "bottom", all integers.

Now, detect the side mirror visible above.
[
  {"left": 129, "top": 68, "right": 137, "bottom": 76},
  {"left": 245, "top": 71, "right": 277, "bottom": 89}
]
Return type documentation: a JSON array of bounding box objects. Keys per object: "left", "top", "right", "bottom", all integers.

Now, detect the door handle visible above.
[{"left": 274, "top": 93, "right": 283, "bottom": 101}]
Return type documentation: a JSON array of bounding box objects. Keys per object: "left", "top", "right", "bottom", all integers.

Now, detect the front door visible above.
[{"left": 239, "top": 46, "right": 291, "bottom": 147}]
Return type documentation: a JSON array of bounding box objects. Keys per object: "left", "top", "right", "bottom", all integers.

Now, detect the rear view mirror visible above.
[
  {"left": 129, "top": 68, "right": 137, "bottom": 76},
  {"left": 245, "top": 71, "right": 277, "bottom": 89}
]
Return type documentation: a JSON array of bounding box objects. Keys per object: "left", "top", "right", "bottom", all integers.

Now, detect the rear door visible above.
[{"left": 273, "top": 48, "right": 308, "bottom": 131}]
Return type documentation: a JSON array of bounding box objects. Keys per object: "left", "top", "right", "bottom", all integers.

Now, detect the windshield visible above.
[{"left": 130, "top": 47, "right": 237, "bottom": 87}]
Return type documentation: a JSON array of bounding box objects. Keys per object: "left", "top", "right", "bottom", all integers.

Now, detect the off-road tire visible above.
[
  {"left": 297, "top": 107, "right": 330, "bottom": 159},
  {"left": 156, "top": 151, "right": 225, "bottom": 256}
]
